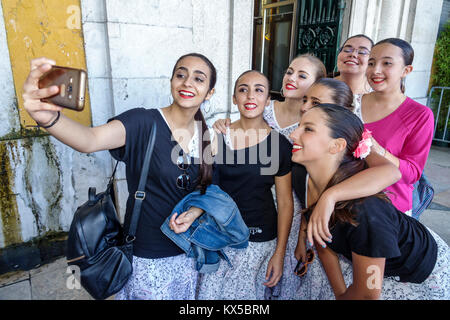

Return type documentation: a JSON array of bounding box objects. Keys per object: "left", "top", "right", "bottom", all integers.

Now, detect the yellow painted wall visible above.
[{"left": 2, "top": 0, "right": 91, "bottom": 129}]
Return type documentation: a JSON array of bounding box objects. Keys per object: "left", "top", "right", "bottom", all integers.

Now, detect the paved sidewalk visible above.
[
  {"left": 418, "top": 146, "right": 450, "bottom": 244},
  {"left": 0, "top": 146, "right": 449, "bottom": 300}
]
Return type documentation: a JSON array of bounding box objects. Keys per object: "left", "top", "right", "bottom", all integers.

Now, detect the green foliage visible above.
[
  {"left": 429, "top": 22, "right": 450, "bottom": 142},
  {"left": 432, "top": 22, "right": 450, "bottom": 87}
]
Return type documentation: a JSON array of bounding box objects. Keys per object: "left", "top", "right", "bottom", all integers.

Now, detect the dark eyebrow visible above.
[
  {"left": 238, "top": 83, "right": 266, "bottom": 88},
  {"left": 176, "top": 66, "right": 208, "bottom": 78},
  {"left": 368, "top": 56, "right": 393, "bottom": 61},
  {"left": 344, "top": 44, "right": 370, "bottom": 50}
]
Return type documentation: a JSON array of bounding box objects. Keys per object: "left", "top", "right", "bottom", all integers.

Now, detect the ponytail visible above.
[
  {"left": 172, "top": 53, "right": 217, "bottom": 194},
  {"left": 194, "top": 108, "right": 213, "bottom": 194}
]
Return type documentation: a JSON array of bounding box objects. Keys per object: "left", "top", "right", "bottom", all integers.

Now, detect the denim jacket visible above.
[{"left": 160, "top": 184, "right": 249, "bottom": 273}]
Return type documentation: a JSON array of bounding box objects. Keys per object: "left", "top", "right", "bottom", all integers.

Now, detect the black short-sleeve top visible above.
[
  {"left": 213, "top": 130, "right": 292, "bottom": 242},
  {"left": 292, "top": 164, "right": 438, "bottom": 284},
  {"left": 108, "top": 108, "right": 200, "bottom": 259}
]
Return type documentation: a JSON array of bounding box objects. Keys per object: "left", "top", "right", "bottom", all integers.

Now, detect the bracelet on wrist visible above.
[{"left": 38, "top": 111, "right": 61, "bottom": 129}]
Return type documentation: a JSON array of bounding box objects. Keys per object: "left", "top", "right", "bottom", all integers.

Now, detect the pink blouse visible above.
[{"left": 364, "top": 97, "right": 435, "bottom": 213}]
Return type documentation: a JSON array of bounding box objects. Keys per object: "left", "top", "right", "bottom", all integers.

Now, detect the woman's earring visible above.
[
  {"left": 280, "top": 87, "right": 285, "bottom": 97},
  {"left": 167, "top": 95, "right": 174, "bottom": 105},
  {"left": 401, "top": 77, "right": 406, "bottom": 93}
]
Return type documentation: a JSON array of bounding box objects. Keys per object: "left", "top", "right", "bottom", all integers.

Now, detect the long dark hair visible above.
[
  {"left": 374, "top": 38, "right": 414, "bottom": 93},
  {"left": 304, "top": 104, "right": 389, "bottom": 226},
  {"left": 171, "top": 53, "right": 216, "bottom": 194}
]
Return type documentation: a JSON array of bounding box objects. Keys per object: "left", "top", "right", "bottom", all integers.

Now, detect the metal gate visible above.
[
  {"left": 296, "top": 0, "right": 346, "bottom": 74},
  {"left": 428, "top": 86, "right": 450, "bottom": 144},
  {"left": 252, "top": 0, "right": 346, "bottom": 98}
]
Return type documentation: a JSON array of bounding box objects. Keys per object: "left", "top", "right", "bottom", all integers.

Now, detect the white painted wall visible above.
[{"left": 0, "top": 3, "right": 18, "bottom": 138}]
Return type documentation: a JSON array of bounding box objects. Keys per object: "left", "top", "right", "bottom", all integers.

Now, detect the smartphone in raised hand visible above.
[{"left": 38, "top": 66, "right": 87, "bottom": 111}]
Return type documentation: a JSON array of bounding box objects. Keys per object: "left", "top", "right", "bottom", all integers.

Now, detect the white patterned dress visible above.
[
  {"left": 262, "top": 101, "right": 305, "bottom": 299},
  {"left": 264, "top": 101, "right": 354, "bottom": 300}
]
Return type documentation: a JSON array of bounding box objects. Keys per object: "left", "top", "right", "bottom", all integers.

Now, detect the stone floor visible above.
[{"left": 0, "top": 146, "right": 449, "bottom": 300}]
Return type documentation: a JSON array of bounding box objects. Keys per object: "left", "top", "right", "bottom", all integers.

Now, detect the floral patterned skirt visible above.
[
  {"left": 295, "top": 248, "right": 353, "bottom": 300},
  {"left": 380, "top": 229, "right": 450, "bottom": 300},
  {"left": 115, "top": 254, "right": 198, "bottom": 300},
  {"left": 196, "top": 239, "right": 277, "bottom": 300},
  {"left": 296, "top": 229, "right": 450, "bottom": 300},
  {"left": 276, "top": 192, "right": 303, "bottom": 299}
]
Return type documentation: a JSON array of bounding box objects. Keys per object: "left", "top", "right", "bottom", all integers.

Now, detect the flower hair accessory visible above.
[{"left": 353, "top": 129, "right": 372, "bottom": 159}]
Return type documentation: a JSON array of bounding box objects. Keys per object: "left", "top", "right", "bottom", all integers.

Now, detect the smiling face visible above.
[
  {"left": 337, "top": 36, "right": 372, "bottom": 76},
  {"left": 290, "top": 108, "right": 333, "bottom": 165},
  {"left": 366, "top": 43, "right": 412, "bottom": 93},
  {"left": 282, "top": 57, "right": 318, "bottom": 99},
  {"left": 170, "top": 55, "right": 214, "bottom": 109},
  {"left": 233, "top": 71, "right": 270, "bottom": 119},
  {"left": 300, "top": 83, "right": 335, "bottom": 114}
]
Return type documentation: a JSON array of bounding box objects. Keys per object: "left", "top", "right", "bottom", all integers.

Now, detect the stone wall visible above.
[
  {"left": 0, "top": 0, "right": 443, "bottom": 272},
  {"left": 345, "top": 0, "right": 444, "bottom": 105},
  {"left": 0, "top": 0, "right": 254, "bottom": 268},
  {"left": 80, "top": 0, "right": 254, "bottom": 222}
]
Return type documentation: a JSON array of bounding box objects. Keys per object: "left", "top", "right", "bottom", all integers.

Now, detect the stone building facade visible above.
[{"left": 0, "top": 0, "right": 444, "bottom": 272}]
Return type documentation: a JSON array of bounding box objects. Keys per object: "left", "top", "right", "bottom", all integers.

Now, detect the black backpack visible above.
[{"left": 66, "top": 123, "right": 157, "bottom": 299}]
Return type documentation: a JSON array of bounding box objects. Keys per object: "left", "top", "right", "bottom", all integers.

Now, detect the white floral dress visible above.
[
  {"left": 263, "top": 101, "right": 354, "bottom": 299},
  {"left": 262, "top": 101, "right": 305, "bottom": 299}
]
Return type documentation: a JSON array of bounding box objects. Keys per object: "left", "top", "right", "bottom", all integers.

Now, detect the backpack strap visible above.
[{"left": 125, "top": 122, "right": 158, "bottom": 243}]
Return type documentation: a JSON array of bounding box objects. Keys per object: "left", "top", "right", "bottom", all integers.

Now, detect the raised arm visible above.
[
  {"left": 22, "top": 57, "right": 125, "bottom": 153},
  {"left": 306, "top": 152, "right": 401, "bottom": 247}
]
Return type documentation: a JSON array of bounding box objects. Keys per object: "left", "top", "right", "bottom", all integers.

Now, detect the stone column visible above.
[
  {"left": 346, "top": 0, "right": 443, "bottom": 103},
  {"left": 377, "top": 0, "right": 404, "bottom": 40}
]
